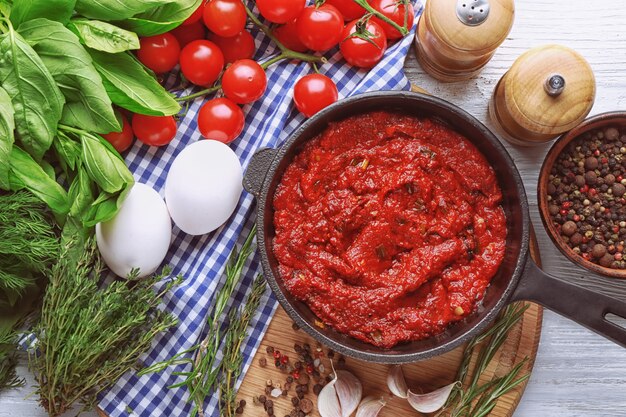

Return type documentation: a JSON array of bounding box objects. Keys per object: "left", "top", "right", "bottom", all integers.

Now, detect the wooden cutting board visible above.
[{"left": 236, "top": 231, "right": 543, "bottom": 417}]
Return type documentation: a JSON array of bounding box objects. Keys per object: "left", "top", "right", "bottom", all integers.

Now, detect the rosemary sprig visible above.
[
  {"left": 30, "top": 235, "right": 182, "bottom": 417},
  {"left": 440, "top": 302, "right": 531, "bottom": 417},
  {"left": 219, "top": 275, "right": 267, "bottom": 417},
  {"left": 139, "top": 226, "right": 258, "bottom": 417}
]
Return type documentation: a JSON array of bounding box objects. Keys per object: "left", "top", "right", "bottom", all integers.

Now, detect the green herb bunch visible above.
[
  {"left": 0, "top": 191, "right": 58, "bottom": 308},
  {"left": 0, "top": 190, "right": 59, "bottom": 392},
  {"left": 30, "top": 237, "right": 182, "bottom": 417},
  {"left": 0, "top": 0, "right": 202, "bottom": 226}
]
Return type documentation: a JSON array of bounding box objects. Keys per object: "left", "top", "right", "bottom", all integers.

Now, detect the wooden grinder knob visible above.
[
  {"left": 489, "top": 44, "right": 596, "bottom": 146},
  {"left": 415, "top": 0, "right": 515, "bottom": 82}
]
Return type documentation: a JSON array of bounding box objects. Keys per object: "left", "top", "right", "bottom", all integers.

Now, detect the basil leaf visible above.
[
  {"left": 19, "top": 18, "right": 120, "bottom": 134},
  {"left": 119, "top": 0, "right": 202, "bottom": 36},
  {"left": 119, "top": 17, "right": 181, "bottom": 37},
  {"left": 0, "top": 86, "right": 15, "bottom": 190},
  {"left": 74, "top": 0, "right": 175, "bottom": 21},
  {"left": 10, "top": 0, "right": 76, "bottom": 27},
  {"left": 68, "top": 19, "right": 140, "bottom": 53},
  {"left": 54, "top": 133, "right": 82, "bottom": 171},
  {"left": 80, "top": 131, "right": 134, "bottom": 194},
  {"left": 84, "top": 184, "right": 132, "bottom": 227},
  {"left": 0, "top": 28, "right": 65, "bottom": 161},
  {"left": 68, "top": 165, "right": 95, "bottom": 218},
  {"left": 8, "top": 146, "right": 70, "bottom": 214},
  {"left": 89, "top": 49, "right": 181, "bottom": 116}
]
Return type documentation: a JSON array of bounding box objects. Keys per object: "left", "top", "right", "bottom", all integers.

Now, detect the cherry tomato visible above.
[
  {"left": 296, "top": 4, "right": 344, "bottom": 52},
  {"left": 222, "top": 59, "right": 267, "bottom": 104},
  {"left": 180, "top": 40, "right": 224, "bottom": 86},
  {"left": 182, "top": 2, "right": 205, "bottom": 25},
  {"left": 340, "top": 19, "right": 387, "bottom": 68},
  {"left": 132, "top": 114, "right": 177, "bottom": 147},
  {"left": 256, "top": 0, "right": 305, "bottom": 23},
  {"left": 102, "top": 113, "right": 134, "bottom": 153},
  {"left": 171, "top": 21, "right": 206, "bottom": 48},
  {"left": 273, "top": 19, "right": 308, "bottom": 53},
  {"left": 137, "top": 33, "right": 180, "bottom": 74},
  {"left": 327, "top": 0, "right": 366, "bottom": 20},
  {"left": 203, "top": 0, "right": 247, "bottom": 37},
  {"left": 197, "top": 98, "right": 245, "bottom": 143},
  {"left": 293, "top": 74, "right": 338, "bottom": 117},
  {"left": 207, "top": 30, "right": 256, "bottom": 64},
  {"left": 370, "top": 0, "right": 414, "bottom": 40}
]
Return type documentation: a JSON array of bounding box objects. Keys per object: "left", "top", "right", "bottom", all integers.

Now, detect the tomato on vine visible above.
[
  {"left": 198, "top": 98, "right": 245, "bottom": 143},
  {"left": 203, "top": 0, "right": 247, "bottom": 37},
  {"left": 273, "top": 19, "right": 308, "bottom": 53},
  {"left": 327, "top": 0, "right": 366, "bottom": 20},
  {"left": 296, "top": 4, "right": 344, "bottom": 52},
  {"left": 102, "top": 113, "right": 134, "bottom": 153},
  {"left": 171, "top": 21, "right": 206, "bottom": 48},
  {"left": 370, "top": 0, "right": 414, "bottom": 40},
  {"left": 137, "top": 33, "right": 180, "bottom": 74},
  {"left": 182, "top": 2, "right": 205, "bottom": 25},
  {"left": 207, "top": 30, "right": 256, "bottom": 64},
  {"left": 222, "top": 59, "right": 267, "bottom": 104},
  {"left": 256, "top": 0, "right": 305, "bottom": 23},
  {"left": 293, "top": 74, "right": 338, "bottom": 117},
  {"left": 132, "top": 115, "right": 177, "bottom": 147},
  {"left": 340, "top": 19, "right": 387, "bottom": 68},
  {"left": 180, "top": 40, "right": 224, "bottom": 86}
]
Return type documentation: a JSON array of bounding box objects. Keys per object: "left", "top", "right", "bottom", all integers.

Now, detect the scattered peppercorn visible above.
[{"left": 547, "top": 125, "right": 626, "bottom": 270}]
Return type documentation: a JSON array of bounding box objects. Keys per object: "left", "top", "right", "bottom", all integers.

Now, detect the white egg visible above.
[
  {"left": 96, "top": 183, "right": 172, "bottom": 278},
  {"left": 165, "top": 140, "right": 243, "bottom": 235}
]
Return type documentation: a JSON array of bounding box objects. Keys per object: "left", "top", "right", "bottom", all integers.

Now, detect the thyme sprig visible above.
[
  {"left": 30, "top": 236, "right": 182, "bottom": 417},
  {"left": 440, "top": 303, "right": 531, "bottom": 417},
  {"left": 139, "top": 226, "right": 258, "bottom": 417},
  {"left": 219, "top": 274, "right": 267, "bottom": 417}
]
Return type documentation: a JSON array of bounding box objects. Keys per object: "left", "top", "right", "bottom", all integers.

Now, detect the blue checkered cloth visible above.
[{"left": 100, "top": 3, "right": 423, "bottom": 416}]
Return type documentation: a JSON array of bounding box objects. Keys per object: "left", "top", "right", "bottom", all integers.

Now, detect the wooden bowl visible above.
[{"left": 538, "top": 112, "right": 626, "bottom": 279}]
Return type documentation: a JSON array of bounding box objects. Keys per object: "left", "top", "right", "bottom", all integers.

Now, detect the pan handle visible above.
[
  {"left": 243, "top": 148, "right": 278, "bottom": 197},
  {"left": 512, "top": 258, "right": 626, "bottom": 347}
]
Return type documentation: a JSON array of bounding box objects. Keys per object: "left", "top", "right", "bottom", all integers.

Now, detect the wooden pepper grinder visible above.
[
  {"left": 489, "top": 44, "right": 596, "bottom": 146},
  {"left": 415, "top": 0, "right": 515, "bottom": 82}
]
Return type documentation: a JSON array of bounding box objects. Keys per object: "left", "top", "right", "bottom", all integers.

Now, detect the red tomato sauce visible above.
[{"left": 272, "top": 111, "right": 506, "bottom": 348}]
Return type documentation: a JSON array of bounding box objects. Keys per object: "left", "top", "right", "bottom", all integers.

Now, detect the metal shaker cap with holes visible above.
[{"left": 456, "top": 0, "right": 490, "bottom": 26}]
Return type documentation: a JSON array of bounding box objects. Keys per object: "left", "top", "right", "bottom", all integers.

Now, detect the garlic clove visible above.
[
  {"left": 356, "top": 396, "right": 386, "bottom": 417},
  {"left": 335, "top": 370, "right": 363, "bottom": 417},
  {"left": 407, "top": 382, "right": 459, "bottom": 414},
  {"left": 318, "top": 378, "right": 342, "bottom": 417},
  {"left": 386, "top": 365, "right": 409, "bottom": 399}
]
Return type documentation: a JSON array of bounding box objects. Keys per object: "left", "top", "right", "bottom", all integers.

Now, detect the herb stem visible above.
[{"left": 353, "top": 0, "right": 410, "bottom": 36}]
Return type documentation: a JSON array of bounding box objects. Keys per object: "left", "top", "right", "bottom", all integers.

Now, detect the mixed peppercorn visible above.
[
  {"left": 547, "top": 125, "right": 626, "bottom": 269},
  {"left": 247, "top": 326, "right": 342, "bottom": 417}
]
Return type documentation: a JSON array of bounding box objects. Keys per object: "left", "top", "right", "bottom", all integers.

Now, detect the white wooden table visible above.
[{"left": 2, "top": 1, "right": 626, "bottom": 416}]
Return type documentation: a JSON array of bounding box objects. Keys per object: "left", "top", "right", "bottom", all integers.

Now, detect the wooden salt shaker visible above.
[
  {"left": 415, "top": 0, "right": 515, "bottom": 82},
  {"left": 489, "top": 44, "right": 596, "bottom": 146}
]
